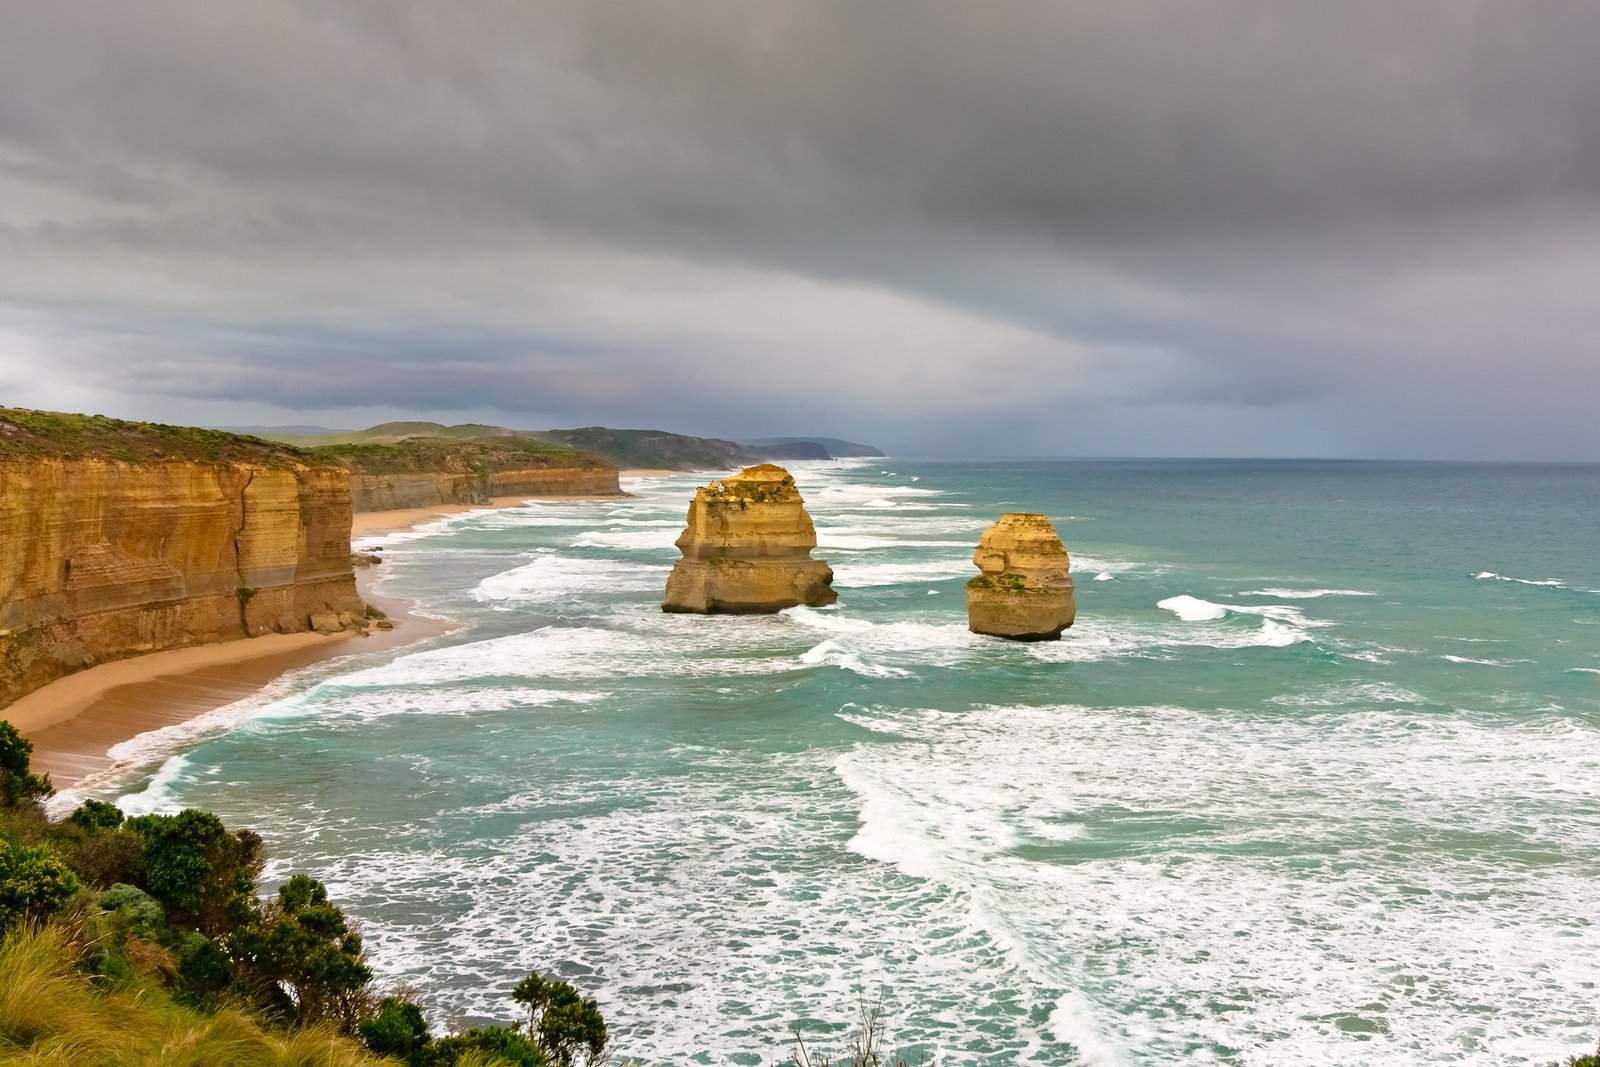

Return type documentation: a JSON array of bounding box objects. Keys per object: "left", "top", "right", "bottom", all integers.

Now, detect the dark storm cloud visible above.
[{"left": 1, "top": 1, "right": 1597, "bottom": 457}]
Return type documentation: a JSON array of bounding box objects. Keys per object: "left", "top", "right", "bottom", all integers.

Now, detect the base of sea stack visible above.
[
  {"left": 661, "top": 559, "right": 837, "bottom": 614},
  {"left": 966, "top": 585, "right": 1076, "bottom": 641}
]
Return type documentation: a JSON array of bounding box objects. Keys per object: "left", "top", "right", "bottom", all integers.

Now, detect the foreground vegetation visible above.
[{"left": 0, "top": 721, "right": 605, "bottom": 1066}]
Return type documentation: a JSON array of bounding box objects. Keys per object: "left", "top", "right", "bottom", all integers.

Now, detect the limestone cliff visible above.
[
  {"left": 662, "top": 464, "right": 836, "bottom": 614},
  {"left": 344, "top": 465, "right": 622, "bottom": 511},
  {"left": 317, "top": 439, "right": 623, "bottom": 511},
  {"left": 0, "top": 408, "right": 366, "bottom": 708},
  {"left": 966, "top": 512, "right": 1076, "bottom": 641}
]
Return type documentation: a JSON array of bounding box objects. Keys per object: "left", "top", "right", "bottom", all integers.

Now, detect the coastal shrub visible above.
[
  {"left": 358, "top": 995, "right": 432, "bottom": 1059},
  {"left": 0, "top": 721, "right": 52, "bottom": 810},
  {"left": 58, "top": 824, "right": 146, "bottom": 887},
  {"left": 125, "top": 808, "right": 263, "bottom": 934},
  {"left": 0, "top": 840, "right": 81, "bottom": 933},
  {"left": 512, "top": 971, "right": 608, "bottom": 1066},
  {"left": 67, "top": 797, "right": 125, "bottom": 831},
  {"left": 353, "top": 973, "right": 612, "bottom": 1067},
  {"left": 174, "top": 927, "right": 235, "bottom": 1006},
  {"left": 423, "top": 1026, "right": 549, "bottom": 1067},
  {"left": 89, "top": 882, "right": 232, "bottom": 1005},
  {"left": 236, "top": 873, "right": 373, "bottom": 1031}
]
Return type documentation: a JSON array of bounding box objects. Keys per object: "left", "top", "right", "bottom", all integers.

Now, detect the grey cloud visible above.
[{"left": 2, "top": 1, "right": 1598, "bottom": 457}]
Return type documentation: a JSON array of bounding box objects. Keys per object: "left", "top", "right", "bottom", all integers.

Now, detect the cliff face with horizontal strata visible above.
[
  {"left": 662, "top": 463, "right": 836, "bottom": 613},
  {"left": 315, "top": 439, "right": 623, "bottom": 512},
  {"left": 0, "top": 409, "right": 367, "bottom": 708},
  {"left": 347, "top": 466, "right": 623, "bottom": 512}
]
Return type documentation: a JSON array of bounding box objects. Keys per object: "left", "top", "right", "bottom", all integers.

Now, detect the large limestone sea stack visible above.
[
  {"left": 662, "top": 464, "right": 837, "bottom": 614},
  {"left": 966, "top": 512, "right": 1076, "bottom": 641}
]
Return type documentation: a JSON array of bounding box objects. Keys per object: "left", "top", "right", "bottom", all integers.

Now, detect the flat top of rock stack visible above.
[
  {"left": 674, "top": 463, "right": 820, "bottom": 560},
  {"left": 705, "top": 462, "right": 801, "bottom": 499},
  {"left": 972, "top": 512, "right": 1071, "bottom": 574}
]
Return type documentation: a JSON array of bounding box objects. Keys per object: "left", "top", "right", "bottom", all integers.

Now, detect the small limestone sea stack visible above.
[
  {"left": 966, "top": 512, "right": 1076, "bottom": 641},
  {"left": 662, "top": 463, "right": 837, "bottom": 614}
]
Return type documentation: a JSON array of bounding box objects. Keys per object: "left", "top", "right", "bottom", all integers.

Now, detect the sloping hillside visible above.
[
  {"left": 540, "top": 426, "right": 756, "bottom": 470},
  {"left": 742, "top": 436, "right": 884, "bottom": 457}
]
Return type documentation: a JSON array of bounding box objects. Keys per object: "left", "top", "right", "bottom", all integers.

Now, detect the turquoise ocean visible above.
[{"left": 74, "top": 460, "right": 1600, "bottom": 1065}]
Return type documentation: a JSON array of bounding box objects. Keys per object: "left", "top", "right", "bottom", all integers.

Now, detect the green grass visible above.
[
  {"left": 307, "top": 437, "right": 600, "bottom": 475},
  {"left": 262, "top": 422, "right": 528, "bottom": 448},
  {"left": 274, "top": 421, "right": 756, "bottom": 471},
  {"left": 0, "top": 408, "right": 319, "bottom": 466}
]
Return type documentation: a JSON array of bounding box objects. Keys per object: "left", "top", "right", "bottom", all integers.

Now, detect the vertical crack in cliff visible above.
[{"left": 233, "top": 469, "right": 255, "bottom": 637}]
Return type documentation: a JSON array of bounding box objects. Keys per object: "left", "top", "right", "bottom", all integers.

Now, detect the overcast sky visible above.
[{"left": 2, "top": 2, "right": 1597, "bottom": 458}]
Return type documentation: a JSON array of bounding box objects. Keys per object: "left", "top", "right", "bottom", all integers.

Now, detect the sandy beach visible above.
[
  {"left": 13, "top": 483, "right": 676, "bottom": 793},
  {"left": 14, "top": 569, "right": 449, "bottom": 790},
  {"left": 351, "top": 492, "right": 630, "bottom": 538}
]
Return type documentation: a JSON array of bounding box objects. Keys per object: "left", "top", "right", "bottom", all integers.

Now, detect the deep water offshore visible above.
[{"left": 96, "top": 459, "right": 1600, "bottom": 1065}]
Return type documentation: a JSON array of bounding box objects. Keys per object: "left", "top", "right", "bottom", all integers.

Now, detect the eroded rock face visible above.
[
  {"left": 0, "top": 459, "right": 367, "bottom": 708},
  {"left": 662, "top": 464, "right": 836, "bottom": 614},
  {"left": 966, "top": 512, "right": 1075, "bottom": 641},
  {"left": 347, "top": 466, "right": 621, "bottom": 512}
]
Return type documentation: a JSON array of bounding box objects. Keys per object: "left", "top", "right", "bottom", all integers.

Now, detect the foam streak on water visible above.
[{"left": 89, "top": 458, "right": 1600, "bottom": 1065}]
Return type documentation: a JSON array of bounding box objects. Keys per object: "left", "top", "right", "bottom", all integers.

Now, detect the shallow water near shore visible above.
[{"left": 98, "top": 459, "right": 1600, "bottom": 1064}]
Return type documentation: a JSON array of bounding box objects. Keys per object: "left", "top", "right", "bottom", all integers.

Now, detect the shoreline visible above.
[
  {"left": 348, "top": 474, "right": 677, "bottom": 539},
  {"left": 13, "top": 481, "right": 676, "bottom": 794},
  {"left": 352, "top": 491, "right": 629, "bottom": 538},
  {"left": 16, "top": 569, "right": 450, "bottom": 791}
]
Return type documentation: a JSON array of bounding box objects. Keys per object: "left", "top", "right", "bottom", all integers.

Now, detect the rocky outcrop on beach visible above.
[
  {"left": 662, "top": 464, "right": 837, "bottom": 613},
  {"left": 966, "top": 512, "right": 1076, "bottom": 641},
  {"left": 0, "top": 408, "right": 368, "bottom": 708}
]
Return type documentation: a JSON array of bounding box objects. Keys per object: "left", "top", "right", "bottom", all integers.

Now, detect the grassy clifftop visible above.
[
  {"left": 0, "top": 408, "right": 619, "bottom": 478},
  {"left": 309, "top": 436, "right": 607, "bottom": 475},
  {"left": 268, "top": 421, "right": 756, "bottom": 471},
  {"left": 0, "top": 407, "right": 317, "bottom": 467}
]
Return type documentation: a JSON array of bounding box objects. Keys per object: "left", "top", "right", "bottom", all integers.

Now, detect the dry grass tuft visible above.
[{"left": 0, "top": 925, "right": 393, "bottom": 1067}]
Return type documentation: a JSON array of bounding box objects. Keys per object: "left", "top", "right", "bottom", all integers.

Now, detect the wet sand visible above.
[
  {"left": 15, "top": 570, "right": 447, "bottom": 791},
  {"left": 351, "top": 493, "right": 627, "bottom": 539}
]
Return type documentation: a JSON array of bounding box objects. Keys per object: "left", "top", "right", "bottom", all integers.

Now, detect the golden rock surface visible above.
[
  {"left": 0, "top": 458, "right": 367, "bottom": 707},
  {"left": 348, "top": 466, "right": 621, "bottom": 511},
  {"left": 662, "top": 464, "right": 836, "bottom": 614},
  {"left": 966, "top": 512, "right": 1075, "bottom": 641}
]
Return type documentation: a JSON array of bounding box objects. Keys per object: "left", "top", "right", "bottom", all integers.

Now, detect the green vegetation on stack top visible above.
[{"left": 0, "top": 406, "right": 321, "bottom": 467}]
